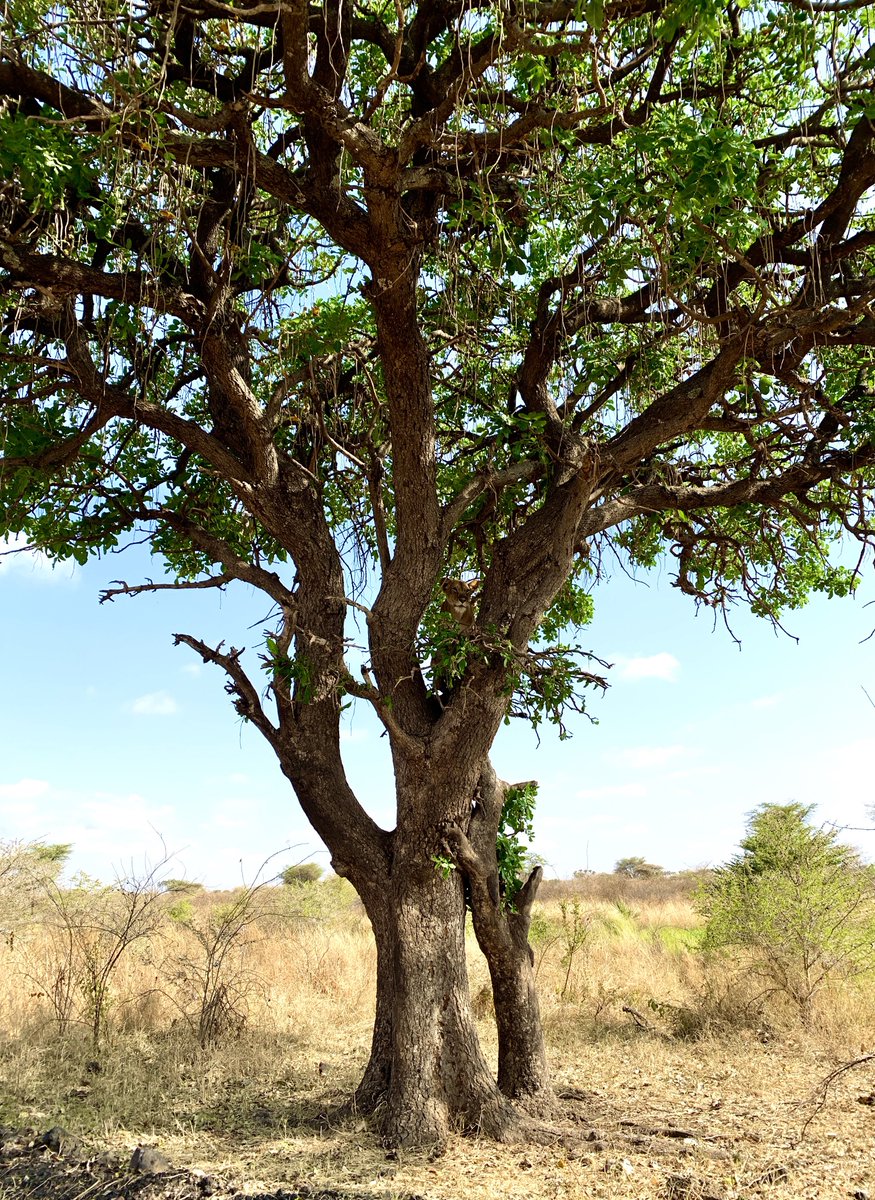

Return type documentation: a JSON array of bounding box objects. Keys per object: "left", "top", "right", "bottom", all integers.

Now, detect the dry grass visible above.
[{"left": 1, "top": 876, "right": 874, "bottom": 1198}]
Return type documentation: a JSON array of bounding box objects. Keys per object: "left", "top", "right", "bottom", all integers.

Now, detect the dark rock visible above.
[
  {"left": 130, "top": 1144, "right": 171, "bottom": 1174},
  {"left": 39, "top": 1126, "right": 79, "bottom": 1155}
]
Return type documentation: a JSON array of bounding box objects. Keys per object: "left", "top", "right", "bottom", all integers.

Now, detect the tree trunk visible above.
[
  {"left": 286, "top": 737, "right": 548, "bottom": 1144},
  {"left": 487, "top": 880, "right": 553, "bottom": 1106},
  {"left": 337, "top": 822, "right": 521, "bottom": 1146},
  {"left": 438, "top": 763, "right": 555, "bottom": 1111},
  {"left": 350, "top": 894, "right": 393, "bottom": 1115},
  {"left": 382, "top": 849, "right": 517, "bottom": 1145}
]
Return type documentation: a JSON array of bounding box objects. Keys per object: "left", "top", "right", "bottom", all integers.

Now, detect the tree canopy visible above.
[
  {"left": 2, "top": 0, "right": 875, "bottom": 1147},
  {"left": 614, "top": 856, "right": 665, "bottom": 878}
]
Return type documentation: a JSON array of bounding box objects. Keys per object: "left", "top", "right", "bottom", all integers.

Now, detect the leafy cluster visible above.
[
  {"left": 496, "top": 781, "right": 539, "bottom": 905},
  {"left": 699, "top": 803, "right": 875, "bottom": 1018}
]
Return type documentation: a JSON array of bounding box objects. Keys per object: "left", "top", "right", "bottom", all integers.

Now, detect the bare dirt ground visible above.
[{"left": 3, "top": 1037, "right": 873, "bottom": 1200}]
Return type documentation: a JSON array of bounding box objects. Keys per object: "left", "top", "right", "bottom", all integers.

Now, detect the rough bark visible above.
[
  {"left": 440, "top": 762, "right": 554, "bottom": 1110},
  {"left": 348, "top": 893, "right": 393, "bottom": 1116},
  {"left": 383, "top": 855, "right": 516, "bottom": 1145}
]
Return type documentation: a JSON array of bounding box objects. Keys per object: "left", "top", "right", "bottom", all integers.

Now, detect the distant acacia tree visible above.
[
  {"left": 0, "top": 840, "right": 71, "bottom": 937},
  {"left": 160, "top": 878, "right": 205, "bottom": 895},
  {"left": 614, "top": 856, "right": 666, "bottom": 879},
  {"left": 699, "top": 803, "right": 875, "bottom": 1020},
  {"left": 280, "top": 863, "right": 324, "bottom": 886},
  {"left": 2, "top": 0, "right": 875, "bottom": 1146}
]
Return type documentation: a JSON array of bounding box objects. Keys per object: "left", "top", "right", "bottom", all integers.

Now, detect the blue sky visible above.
[{"left": 2, "top": 535, "right": 874, "bottom": 887}]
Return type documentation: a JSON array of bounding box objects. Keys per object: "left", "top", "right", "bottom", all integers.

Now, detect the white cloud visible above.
[
  {"left": 614, "top": 652, "right": 680, "bottom": 682},
  {"left": 751, "top": 692, "right": 783, "bottom": 710},
  {"left": 616, "top": 744, "right": 688, "bottom": 769},
  {"left": 128, "top": 691, "right": 179, "bottom": 716},
  {"left": 0, "top": 781, "right": 181, "bottom": 879},
  {"left": 0, "top": 778, "right": 51, "bottom": 801},
  {"left": 0, "top": 534, "right": 79, "bottom": 585},
  {"left": 81, "top": 792, "right": 175, "bottom": 833},
  {"left": 181, "top": 662, "right": 203, "bottom": 677},
  {"left": 576, "top": 782, "right": 648, "bottom": 801}
]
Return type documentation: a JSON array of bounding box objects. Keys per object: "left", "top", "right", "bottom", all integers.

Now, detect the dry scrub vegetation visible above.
[{"left": 1, "top": 863, "right": 874, "bottom": 1199}]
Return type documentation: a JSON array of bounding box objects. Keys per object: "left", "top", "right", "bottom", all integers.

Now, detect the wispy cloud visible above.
[
  {"left": 0, "top": 778, "right": 51, "bottom": 801},
  {"left": 751, "top": 692, "right": 783, "bottom": 710},
  {"left": 614, "top": 652, "right": 680, "bottom": 682},
  {"left": 81, "top": 792, "right": 175, "bottom": 833},
  {"left": 128, "top": 691, "right": 179, "bottom": 716},
  {"left": 0, "top": 781, "right": 180, "bottom": 877},
  {"left": 576, "top": 782, "right": 648, "bottom": 801},
  {"left": 0, "top": 534, "right": 80, "bottom": 585},
  {"left": 616, "top": 744, "right": 688, "bottom": 769}
]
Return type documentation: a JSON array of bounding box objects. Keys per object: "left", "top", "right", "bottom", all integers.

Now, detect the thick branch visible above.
[
  {"left": 136, "top": 506, "right": 297, "bottom": 609},
  {"left": 174, "top": 633, "right": 279, "bottom": 745},
  {"left": 579, "top": 445, "right": 875, "bottom": 539},
  {"left": 0, "top": 244, "right": 204, "bottom": 326}
]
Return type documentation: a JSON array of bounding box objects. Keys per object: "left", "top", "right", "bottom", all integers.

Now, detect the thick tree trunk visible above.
[
  {"left": 339, "top": 828, "right": 520, "bottom": 1146},
  {"left": 382, "top": 852, "right": 517, "bottom": 1145},
  {"left": 286, "top": 735, "right": 548, "bottom": 1144},
  {"left": 439, "top": 763, "right": 555, "bottom": 1111}
]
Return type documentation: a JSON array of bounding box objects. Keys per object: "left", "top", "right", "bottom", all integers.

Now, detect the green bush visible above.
[
  {"left": 276, "top": 873, "right": 357, "bottom": 921},
  {"left": 0, "top": 839, "right": 72, "bottom": 935},
  {"left": 280, "top": 863, "right": 324, "bottom": 886},
  {"left": 698, "top": 802, "right": 875, "bottom": 1020}
]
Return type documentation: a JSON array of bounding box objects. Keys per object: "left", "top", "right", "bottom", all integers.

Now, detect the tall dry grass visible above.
[{"left": 0, "top": 872, "right": 873, "bottom": 1139}]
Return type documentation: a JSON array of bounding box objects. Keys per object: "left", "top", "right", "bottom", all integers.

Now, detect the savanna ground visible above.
[{"left": 0, "top": 871, "right": 873, "bottom": 1200}]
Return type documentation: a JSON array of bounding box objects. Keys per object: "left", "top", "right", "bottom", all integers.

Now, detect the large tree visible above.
[{"left": 1, "top": 0, "right": 874, "bottom": 1146}]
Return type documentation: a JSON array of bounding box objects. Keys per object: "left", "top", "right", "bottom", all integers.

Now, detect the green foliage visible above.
[
  {"left": 0, "top": 112, "right": 96, "bottom": 210},
  {"left": 0, "top": 839, "right": 72, "bottom": 935},
  {"left": 168, "top": 898, "right": 194, "bottom": 923},
  {"left": 496, "top": 781, "right": 538, "bottom": 905},
  {"left": 614, "top": 856, "right": 665, "bottom": 879},
  {"left": 698, "top": 803, "right": 875, "bottom": 1019},
  {"left": 653, "top": 925, "right": 704, "bottom": 953},
  {"left": 276, "top": 873, "right": 357, "bottom": 920},
  {"left": 433, "top": 781, "right": 539, "bottom": 910},
  {"left": 420, "top": 613, "right": 489, "bottom": 697},
  {"left": 27, "top": 842, "right": 71, "bottom": 868},
  {"left": 160, "top": 878, "right": 204, "bottom": 895},
  {"left": 280, "top": 863, "right": 324, "bottom": 887},
  {"left": 557, "top": 896, "right": 592, "bottom": 1000}
]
